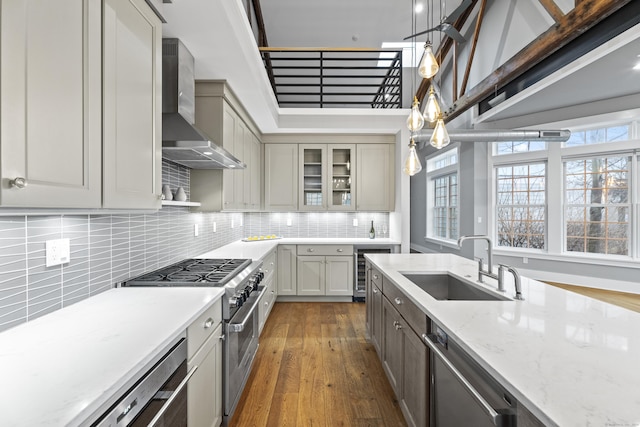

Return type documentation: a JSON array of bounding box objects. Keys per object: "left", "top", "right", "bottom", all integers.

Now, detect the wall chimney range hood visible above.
[{"left": 162, "top": 38, "right": 245, "bottom": 169}]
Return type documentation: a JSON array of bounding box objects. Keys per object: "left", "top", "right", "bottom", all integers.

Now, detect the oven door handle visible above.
[
  {"left": 229, "top": 287, "right": 266, "bottom": 333},
  {"left": 147, "top": 364, "right": 198, "bottom": 427}
]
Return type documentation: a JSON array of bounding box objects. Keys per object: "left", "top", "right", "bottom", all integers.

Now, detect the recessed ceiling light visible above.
[{"left": 415, "top": 3, "right": 424, "bottom": 13}]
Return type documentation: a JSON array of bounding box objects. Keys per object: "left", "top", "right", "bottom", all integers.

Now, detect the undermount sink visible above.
[{"left": 401, "top": 273, "right": 511, "bottom": 301}]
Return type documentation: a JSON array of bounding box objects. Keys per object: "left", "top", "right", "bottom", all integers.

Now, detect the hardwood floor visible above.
[
  {"left": 546, "top": 282, "right": 640, "bottom": 313},
  {"left": 229, "top": 302, "right": 407, "bottom": 427}
]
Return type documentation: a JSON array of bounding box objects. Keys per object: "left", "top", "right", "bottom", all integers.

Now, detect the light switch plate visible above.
[{"left": 46, "top": 239, "right": 71, "bottom": 267}]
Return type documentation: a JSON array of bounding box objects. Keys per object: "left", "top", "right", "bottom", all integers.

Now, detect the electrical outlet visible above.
[
  {"left": 194, "top": 224, "right": 199, "bottom": 237},
  {"left": 353, "top": 218, "right": 358, "bottom": 227},
  {"left": 46, "top": 239, "right": 71, "bottom": 267},
  {"left": 231, "top": 219, "right": 235, "bottom": 229},
  {"left": 213, "top": 222, "right": 217, "bottom": 233},
  {"left": 523, "top": 257, "right": 528, "bottom": 264},
  {"left": 286, "top": 217, "right": 292, "bottom": 227}
]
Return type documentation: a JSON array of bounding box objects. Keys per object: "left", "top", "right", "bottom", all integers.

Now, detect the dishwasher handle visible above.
[{"left": 422, "top": 333, "right": 510, "bottom": 427}]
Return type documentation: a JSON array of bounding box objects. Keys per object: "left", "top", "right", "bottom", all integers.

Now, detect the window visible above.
[
  {"left": 489, "top": 121, "right": 638, "bottom": 262},
  {"left": 564, "top": 156, "right": 630, "bottom": 255},
  {"left": 426, "top": 146, "right": 459, "bottom": 242},
  {"left": 496, "top": 163, "right": 546, "bottom": 249}
]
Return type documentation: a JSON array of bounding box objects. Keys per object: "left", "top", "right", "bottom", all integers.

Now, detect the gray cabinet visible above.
[
  {"left": 366, "top": 262, "right": 384, "bottom": 356},
  {"left": 297, "top": 256, "right": 325, "bottom": 296},
  {"left": 277, "top": 245, "right": 297, "bottom": 295},
  {"left": 264, "top": 144, "right": 298, "bottom": 211},
  {"left": 296, "top": 245, "right": 353, "bottom": 296},
  {"left": 375, "top": 273, "right": 429, "bottom": 427},
  {"left": 356, "top": 144, "right": 395, "bottom": 211},
  {"left": 103, "top": 0, "right": 162, "bottom": 209},
  {"left": 258, "top": 249, "right": 277, "bottom": 334},
  {"left": 192, "top": 81, "right": 261, "bottom": 212},
  {"left": 0, "top": 0, "right": 102, "bottom": 208}
]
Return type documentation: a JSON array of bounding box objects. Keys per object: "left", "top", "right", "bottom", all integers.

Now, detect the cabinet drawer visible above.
[
  {"left": 382, "top": 277, "right": 427, "bottom": 334},
  {"left": 187, "top": 297, "right": 222, "bottom": 360},
  {"left": 370, "top": 266, "right": 383, "bottom": 289},
  {"left": 262, "top": 249, "right": 277, "bottom": 281},
  {"left": 297, "top": 244, "right": 353, "bottom": 256}
]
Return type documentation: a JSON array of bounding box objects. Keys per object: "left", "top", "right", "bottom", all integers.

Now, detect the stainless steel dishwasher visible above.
[{"left": 423, "top": 323, "right": 517, "bottom": 427}]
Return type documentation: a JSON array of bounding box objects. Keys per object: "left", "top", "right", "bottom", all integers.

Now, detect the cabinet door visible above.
[
  {"left": 356, "top": 144, "right": 395, "bottom": 211},
  {"left": 299, "top": 145, "right": 327, "bottom": 211},
  {"left": 103, "top": 0, "right": 162, "bottom": 209},
  {"left": 277, "top": 245, "right": 297, "bottom": 295},
  {"left": 297, "top": 256, "right": 325, "bottom": 296},
  {"left": 325, "top": 256, "right": 353, "bottom": 296},
  {"left": 401, "top": 326, "right": 429, "bottom": 427},
  {"left": 328, "top": 144, "right": 355, "bottom": 210},
  {"left": 188, "top": 324, "right": 223, "bottom": 427},
  {"left": 222, "top": 104, "right": 236, "bottom": 210},
  {"left": 264, "top": 144, "right": 298, "bottom": 211},
  {"left": 371, "top": 283, "right": 383, "bottom": 356},
  {"left": 0, "top": 0, "right": 101, "bottom": 208},
  {"left": 382, "top": 296, "right": 403, "bottom": 398}
]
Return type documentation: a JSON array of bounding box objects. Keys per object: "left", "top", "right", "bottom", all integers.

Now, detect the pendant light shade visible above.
[
  {"left": 430, "top": 115, "right": 451, "bottom": 149},
  {"left": 423, "top": 86, "right": 441, "bottom": 123},
  {"left": 403, "top": 137, "right": 422, "bottom": 176},
  {"left": 418, "top": 43, "right": 439, "bottom": 79},
  {"left": 406, "top": 97, "right": 425, "bottom": 132}
]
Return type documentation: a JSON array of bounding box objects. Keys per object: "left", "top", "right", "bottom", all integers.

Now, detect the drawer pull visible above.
[
  {"left": 373, "top": 274, "right": 379, "bottom": 280},
  {"left": 394, "top": 297, "right": 403, "bottom": 305},
  {"left": 308, "top": 248, "right": 314, "bottom": 252},
  {"left": 204, "top": 317, "right": 214, "bottom": 329},
  {"left": 372, "top": 288, "right": 379, "bottom": 294},
  {"left": 10, "top": 177, "right": 27, "bottom": 189},
  {"left": 394, "top": 322, "right": 402, "bottom": 331},
  {"left": 337, "top": 248, "right": 343, "bottom": 252}
]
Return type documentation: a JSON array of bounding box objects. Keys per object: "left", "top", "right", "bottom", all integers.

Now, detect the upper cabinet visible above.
[
  {"left": 103, "top": 0, "right": 162, "bottom": 209},
  {"left": 0, "top": 0, "right": 162, "bottom": 210},
  {"left": 0, "top": 0, "right": 102, "bottom": 208},
  {"left": 191, "top": 81, "right": 261, "bottom": 212},
  {"left": 356, "top": 144, "right": 395, "bottom": 211},
  {"left": 264, "top": 137, "right": 394, "bottom": 212}
]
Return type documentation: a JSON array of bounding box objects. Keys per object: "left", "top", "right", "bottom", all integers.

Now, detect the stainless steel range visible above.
[{"left": 123, "top": 258, "right": 265, "bottom": 425}]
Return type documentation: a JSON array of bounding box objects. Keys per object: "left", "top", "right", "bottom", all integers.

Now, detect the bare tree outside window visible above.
[
  {"left": 496, "top": 164, "right": 546, "bottom": 249},
  {"left": 564, "top": 156, "right": 630, "bottom": 255}
]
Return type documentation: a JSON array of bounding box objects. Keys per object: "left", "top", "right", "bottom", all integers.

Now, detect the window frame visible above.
[
  {"left": 425, "top": 144, "right": 460, "bottom": 247},
  {"left": 488, "top": 119, "right": 640, "bottom": 266}
]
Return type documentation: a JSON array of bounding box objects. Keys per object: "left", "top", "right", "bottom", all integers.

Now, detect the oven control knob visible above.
[
  {"left": 236, "top": 290, "right": 248, "bottom": 302},
  {"left": 229, "top": 296, "right": 242, "bottom": 308}
]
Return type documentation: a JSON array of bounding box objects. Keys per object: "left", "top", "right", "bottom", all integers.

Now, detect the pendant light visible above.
[
  {"left": 430, "top": 114, "right": 451, "bottom": 149},
  {"left": 418, "top": 42, "right": 439, "bottom": 79},
  {"left": 407, "top": 96, "right": 425, "bottom": 132},
  {"left": 423, "top": 86, "right": 441, "bottom": 123},
  {"left": 403, "top": 137, "right": 423, "bottom": 176}
]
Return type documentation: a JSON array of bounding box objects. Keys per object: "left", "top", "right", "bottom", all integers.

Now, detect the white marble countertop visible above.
[
  {"left": 366, "top": 253, "right": 640, "bottom": 427},
  {"left": 197, "top": 237, "right": 400, "bottom": 260},
  {"left": 0, "top": 287, "right": 224, "bottom": 427}
]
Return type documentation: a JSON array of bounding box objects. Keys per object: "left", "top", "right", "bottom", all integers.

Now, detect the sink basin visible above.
[{"left": 401, "top": 274, "right": 510, "bottom": 301}]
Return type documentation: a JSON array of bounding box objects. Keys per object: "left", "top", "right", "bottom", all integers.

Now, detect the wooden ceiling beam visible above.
[
  {"left": 443, "top": 0, "right": 633, "bottom": 123},
  {"left": 459, "top": 0, "right": 487, "bottom": 97},
  {"left": 538, "top": 0, "right": 565, "bottom": 23}
]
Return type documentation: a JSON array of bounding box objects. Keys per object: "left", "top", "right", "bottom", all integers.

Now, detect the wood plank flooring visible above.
[
  {"left": 546, "top": 282, "right": 640, "bottom": 313},
  {"left": 229, "top": 302, "right": 407, "bottom": 427}
]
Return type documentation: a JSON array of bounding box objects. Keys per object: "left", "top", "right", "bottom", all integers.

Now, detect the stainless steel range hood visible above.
[{"left": 162, "top": 38, "right": 245, "bottom": 169}]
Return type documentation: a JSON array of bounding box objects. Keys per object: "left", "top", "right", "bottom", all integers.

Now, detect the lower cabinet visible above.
[
  {"left": 374, "top": 274, "right": 429, "bottom": 427},
  {"left": 277, "top": 245, "right": 297, "bottom": 295},
  {"left": 258, "top": 249, "right": 278, "bottom": 334},
  {"left": 296, "top": 245, "right": 353, "bottom": 296},
  {"left": 187, "top": 299, "right": 223, "bottom": 427}
]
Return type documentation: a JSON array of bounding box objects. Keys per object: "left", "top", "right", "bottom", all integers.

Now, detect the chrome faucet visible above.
[
  {"left": 499, "top": 264, "right": 524, "bottom": 300},
  {"left": 457, "top": 235, "right": 497, "bottom": 284}
]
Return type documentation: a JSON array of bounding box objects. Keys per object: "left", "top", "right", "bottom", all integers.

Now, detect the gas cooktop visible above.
[{"left": 123, "top": 258, "right": 252, "bottom": 287}]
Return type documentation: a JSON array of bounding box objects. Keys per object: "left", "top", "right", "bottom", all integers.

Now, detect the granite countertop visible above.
[
  {"left": 197, "top": 237, "right": 401, "bottom": 260},
  {"left": 365, "top": 253, "right": 640, "bottom": 427},
  {"left": 0, "top": 287, "right": 224, "bottom": 427}
]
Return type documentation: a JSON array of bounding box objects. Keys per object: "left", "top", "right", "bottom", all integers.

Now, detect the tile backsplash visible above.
[{"left": 0, "top": 160, "right": 390, "bottom": 332}]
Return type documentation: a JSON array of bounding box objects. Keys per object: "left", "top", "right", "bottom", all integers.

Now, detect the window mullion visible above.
[{"left": 547, "top": 143, "right": 563, "bottom": 254}]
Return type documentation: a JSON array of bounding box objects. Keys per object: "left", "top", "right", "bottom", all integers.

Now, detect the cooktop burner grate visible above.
[{"left": 124, "top": 258, "right": 252, "bottom": 286}]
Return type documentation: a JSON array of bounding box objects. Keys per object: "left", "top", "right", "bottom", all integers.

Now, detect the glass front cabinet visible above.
[{"left": 299, "top": 144, "right": 355, "bottom": 211}]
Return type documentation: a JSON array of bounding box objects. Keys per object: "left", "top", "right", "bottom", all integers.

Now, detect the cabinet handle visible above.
[
  {"left": 204, "top": 317, "right": 214, "bottom": 329},
  {"left": 372, "top": 288, "right": 378, "bottom": 294},
  {"left": 10, "top": 177, "right": 27, "bottom": 189},
  {"left": 394, "top": 321, "right": 402, "bottom": 331},
  {"left": 373, "top": 274, "right": 379, "bottom": 280},
  {"left": 337, "top": 248, "right": 343, "bottom": 253},
  {"left": 308, "top": 248, "right": 314, "bottom": 252},
  {"left": 394, "top": 297, "right": 403, "bottom": 305}
]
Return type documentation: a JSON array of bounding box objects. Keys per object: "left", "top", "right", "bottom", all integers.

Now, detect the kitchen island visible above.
[{"left": 366, "top": 253, "right": 640, "bottom": 427}]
